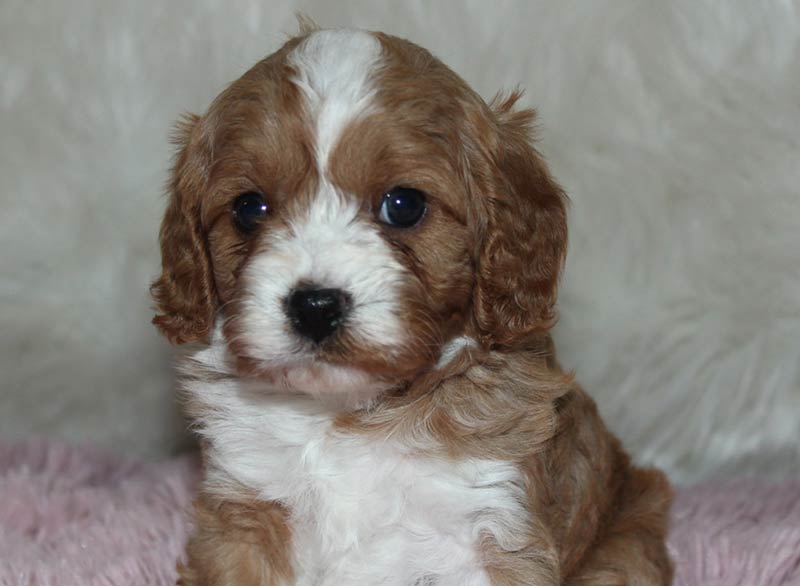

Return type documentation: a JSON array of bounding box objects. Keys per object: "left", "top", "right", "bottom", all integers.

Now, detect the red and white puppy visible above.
[{"left": 152, "top": 26, "right": 673, "bottom": 586}]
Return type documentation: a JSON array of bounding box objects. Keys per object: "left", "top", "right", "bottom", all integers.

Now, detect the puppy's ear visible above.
[
  {"left": 151, "top": 114, "right": 217, "bottom": 344},
  {"left": 472, "top": 92, "right": 568, "bottom": 349}
]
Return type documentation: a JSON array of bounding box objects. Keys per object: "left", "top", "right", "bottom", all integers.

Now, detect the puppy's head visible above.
[{"left": 152, "top": 29, "right": 567, "bottom": 405}]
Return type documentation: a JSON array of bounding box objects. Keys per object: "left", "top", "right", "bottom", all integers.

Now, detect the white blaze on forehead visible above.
[
  {"left": 235, "top": 30, "right": 407, "bottom": 395},
  {"left": 288, "top": 29, "right": 383, "bottom": 171}
]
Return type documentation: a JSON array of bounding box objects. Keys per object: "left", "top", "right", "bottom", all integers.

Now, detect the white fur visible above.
[
  {"left": 289, "top": 29, "right": 382, "bottom": 171},
  {"left": 3, "top": 3, "right": 799, "bottom": 482},
  {"left": 437, "top": 336, "right": 477, "bottom": 369},
  {"left": 230, "top": 29, "right": 405, "bottom": 406},
  {"left": 236, "top": 185, "right": 408, "bottom": 403},
  {"left": 183, "top": 337, "right": 528, "bottom": 585}
]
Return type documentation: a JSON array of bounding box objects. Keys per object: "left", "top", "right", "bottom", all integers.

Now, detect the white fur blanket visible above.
[{"left": 0, "top": 1, "right": 798, "bottom": 483}]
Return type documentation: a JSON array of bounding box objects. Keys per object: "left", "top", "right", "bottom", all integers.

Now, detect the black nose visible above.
[{"left": 286, "top": 288, "right": 349, "bottom": 343}]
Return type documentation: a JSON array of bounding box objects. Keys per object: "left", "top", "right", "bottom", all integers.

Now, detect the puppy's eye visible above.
[
  {"left": 232, "top": 191, "right": 268, "bottom": 233},
  {"left": 378, "top": 187, "right": 427, "bottom": 228}
]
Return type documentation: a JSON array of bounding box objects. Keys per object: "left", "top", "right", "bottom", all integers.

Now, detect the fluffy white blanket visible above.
[{"left": 1, "top": 1, "right": 798, "bottom": 482}]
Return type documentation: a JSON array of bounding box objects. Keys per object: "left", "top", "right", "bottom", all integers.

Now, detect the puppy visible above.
[{"left": 152, "top": 26, "right": 673, "bottom": 586}]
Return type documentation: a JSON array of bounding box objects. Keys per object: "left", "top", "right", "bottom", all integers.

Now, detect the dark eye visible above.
[
  {"left": 378, "top": 187, "right": 427, "bottom": 228},
  {"left": 232, "top": 191, "right": 268, "bottom": 233}
]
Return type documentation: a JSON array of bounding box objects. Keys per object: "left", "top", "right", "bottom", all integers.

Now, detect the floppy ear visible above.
[
  {"left": 472, "top": 93, "right": 568, "bottom": 349},
  {"left": 150, "top": 114, "right": 217, "bottom": 344}
]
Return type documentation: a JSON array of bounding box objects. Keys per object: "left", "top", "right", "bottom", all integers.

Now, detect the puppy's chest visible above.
[{"left": 204, "top": 400, "right": 527, "bottom": 585}]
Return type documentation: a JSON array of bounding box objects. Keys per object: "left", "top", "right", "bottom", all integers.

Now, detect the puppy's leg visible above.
[
  {"left": 565, "top": 468, "right": 673, "bottom": 586},
  {"left": 177, "top": 494, "right": 294, "bottom": 586}
]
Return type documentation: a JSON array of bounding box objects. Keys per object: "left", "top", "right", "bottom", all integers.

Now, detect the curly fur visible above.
[{"left": 147, "top": 27, "right": 673, "bottom": 585}]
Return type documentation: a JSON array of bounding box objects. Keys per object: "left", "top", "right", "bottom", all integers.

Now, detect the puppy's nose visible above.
[{"left": 286, "top": 288, "right": 349, "bottom": 343}]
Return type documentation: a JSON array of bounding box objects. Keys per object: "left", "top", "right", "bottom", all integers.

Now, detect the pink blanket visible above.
[{"left": 1, "top": 440, "right": 798, "bottom": 585}]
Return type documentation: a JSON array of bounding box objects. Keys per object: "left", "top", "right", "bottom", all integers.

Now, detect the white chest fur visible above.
[{"left": 184, "top": 348, "right": 529, "bottom": 586}]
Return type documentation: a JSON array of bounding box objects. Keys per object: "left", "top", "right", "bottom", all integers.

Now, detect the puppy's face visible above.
[{"left": 153, "top": 29, "right": 567, "bottom": 406}]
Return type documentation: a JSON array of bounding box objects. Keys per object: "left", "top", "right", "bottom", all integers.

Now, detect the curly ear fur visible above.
[
  {"left": 150, "top": 114, "right": 217, "bottom": 345},
  {"left": 473, "top": 92, "right": 569, "bottom": 348}
]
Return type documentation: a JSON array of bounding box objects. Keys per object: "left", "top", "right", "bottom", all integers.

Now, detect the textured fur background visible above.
[{"left": 1, "top": 1, "right": 798, "bottom": 483}]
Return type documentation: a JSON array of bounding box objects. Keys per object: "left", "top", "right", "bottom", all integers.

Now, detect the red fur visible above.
[{"left": 152, "top": 28, "right": 673, "bottom": 585}]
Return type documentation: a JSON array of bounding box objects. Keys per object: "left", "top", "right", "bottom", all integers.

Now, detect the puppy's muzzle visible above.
[{"left": 286, "top": 287, "right": 350, "bottom": 343}]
